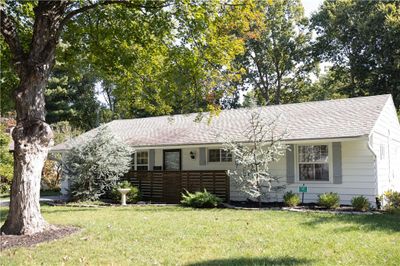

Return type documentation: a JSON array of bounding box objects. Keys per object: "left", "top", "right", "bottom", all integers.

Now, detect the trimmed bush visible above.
[
  {"left": 181, "top": 189, "right": 222, "bottom": 208},
  {"left": 380, "top": 190, "right": 400, "bottom": 211},
  {"left": 110, "top": 181, "right": 140, "bottom": 204},
  {"left": 283, "top": 191, "right": 300, "bottom": 207},
  {"left": 351, "top": 196, "right": 370, "bottom": 211},
  {"left": 318, "top": 192, "right": 340, "bottom": 209}
]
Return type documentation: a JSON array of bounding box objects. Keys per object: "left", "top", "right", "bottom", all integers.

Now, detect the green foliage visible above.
[
  {"left": 0, "top": 124, "right": 13, "bottom": 193},
  {"left": 351, "top": 196, "right": 371, "bottom": 212},
  {"left": 2, "top": 1, "right": 261, "bottom": 123},
  {"left": 56, "top": 1, "right": 261, "bottom": 119},
  {"left": 41, "top": 122, "right": 83, "bottom": 190},
  {"left": 311, "top": 0, "right": 400, "bottom": 109},
  {"left": 283, "top": 191, "right": 300, "bottom": 207},
  {"left": 181, "top": 189, "right": 222, "bottom": 208},
  {"left": 109, "top": 181, "right": 140, "bottom": 204},
  {"left": 51, "top": 121, "right": 82, "bottom": 145},
  {"left": 318, "top": 192, "right": 340, "bottom": 209},
  {"left": 380, "top": 190, "right": 400, "bottom": 211},
  {"left": 0, "top": 40, "right": 18, "bottom": 114},
  {"left": 300, "top": 69, "right": 350, "bottom": 102},
  {"left": 63, "top": 126, "right": 133, "bottom": 201},
  {"left": 237, "top": 0, "right": 315, "bottom": 106},
  {"left": 46, "top": 68, "right": 102, "bottom": 131},
  {"left": 117, "top": 181, "right": 132, "bottom": 189}
]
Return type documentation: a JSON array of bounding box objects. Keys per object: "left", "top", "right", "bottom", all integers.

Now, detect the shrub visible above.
[
  {"left": 351, "top": 196, "right": 370, "bottom": 211},
  {"left": 380, "top": 190, "right": 400, "bottom": 211},
  {"left": 283, "top": 191, "right": 300, "bottom": 207},
  {"left": 109, "top": 181, "right": 140, "bottom": 204},
  {"left": 0, "top": 123, "right": 13, "bottom": 193},
  {"left": 41, "top": 160, "right": 62, "bottom": 190},
  {"left": 0, "top": 181, "right": 10, "bottom": 194},
  {"left": 63, "top": 126, "right": 133, "bottom": 201},
  {"left": 181, "top": 189, "right": 222, "bottom": 208},
  {"left": 318, "top": 192, "right": 340, "bottom": 209}
]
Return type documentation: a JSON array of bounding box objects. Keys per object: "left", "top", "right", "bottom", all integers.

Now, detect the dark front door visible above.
[
  {"left": 163, "top": 149, "right": 181, "bottom": 171},
  {"left": 163, "top": 149, "right": 182, "bottom": 203}
]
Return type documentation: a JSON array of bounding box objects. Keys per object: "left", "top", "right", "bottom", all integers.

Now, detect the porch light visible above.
[{"left": 190, "top": 151, "right": 196, "bottom": 159}]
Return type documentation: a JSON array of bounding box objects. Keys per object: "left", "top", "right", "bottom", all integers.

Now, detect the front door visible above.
[
  {"left": 163, "top": 149, "right": 181, "bottom": 171},
  {"left": 163, "top": 149, "right": 182, "bottom": 203}
]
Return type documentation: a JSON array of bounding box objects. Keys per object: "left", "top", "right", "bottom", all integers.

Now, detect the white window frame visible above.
[
  {"left": 135, "top": 150, "right": 149, "bottom": 170},
  {"left": 207, "top": 148, "right": 232, "bottom": 163},
  {"left": 294, "top": 143, "right": 333, "bottom": 183}
]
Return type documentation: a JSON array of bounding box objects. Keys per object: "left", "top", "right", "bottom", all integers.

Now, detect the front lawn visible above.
[{"left": 1, "top": 206, "right": 399, "bottom": 265}]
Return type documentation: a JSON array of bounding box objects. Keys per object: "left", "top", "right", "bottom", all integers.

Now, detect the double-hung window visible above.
[
  {"left": 136, "top": 151, "right": 149, "bottom": 170},
  {"left": 208, "top": 149, "right": 232, "bottom": 162},
  {"left": 298, "top": 145, "right": 329, "bottom": 181}
]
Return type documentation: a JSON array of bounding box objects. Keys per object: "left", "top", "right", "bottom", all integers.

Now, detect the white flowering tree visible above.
[
  {"left": 63, "top": 126, "right": 133, "bottom": 201},
  {"left": 223, "top": 110, "right": 288, "bottom": 207}
]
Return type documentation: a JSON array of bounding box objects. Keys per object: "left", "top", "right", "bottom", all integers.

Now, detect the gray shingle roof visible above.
[{"left": 52, "top": 94, "right": 391, "bottom": 151}]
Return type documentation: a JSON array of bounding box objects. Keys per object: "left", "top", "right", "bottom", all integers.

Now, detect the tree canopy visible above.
[
  {"left": 311, "top": 0, "right": 400, "bottom": 109},
  {"left": 1, "top": 0, "right": 262, "bottom": 122},
  {"left": 234, "top": 0, "right": 316, "bottom": 106}
]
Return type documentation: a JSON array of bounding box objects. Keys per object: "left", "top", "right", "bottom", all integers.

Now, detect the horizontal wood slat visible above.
[{"left": 123, "top": 170, "right": 229, "bottom": 203}]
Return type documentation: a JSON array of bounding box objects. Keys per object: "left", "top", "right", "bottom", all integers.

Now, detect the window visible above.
[
  {"left": 136, "top": 151, "right": 148, "bottom": 170},
  {"left": 208, "top": 149, "right": 232, "bottom": 162},
  {"left": 221, "top": 149, "right": 232, "bottom": 162},
  {"left": 298, "top": 145, "right": 329, "bottom": 181}
]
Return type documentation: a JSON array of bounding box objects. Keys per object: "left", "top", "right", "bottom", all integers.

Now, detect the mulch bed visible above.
[
  {"left": 1, "top": 226, "right": 80, "bottom": 250},
  {"left": 225, "top": 201, "right": 382, "bottom": 215}
]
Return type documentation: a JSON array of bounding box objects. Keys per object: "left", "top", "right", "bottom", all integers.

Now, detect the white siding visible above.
[
  {"left": 154, "top": 149, "right": 163, "bottom": 168},
  {"left": 152, "top": 140, "right": 377, "bottom": 205},
  {"left": 285, "top": 140, "right": 376, "bottom": 205},
  {"left": 371, "top": 98, "right": 400, "bottom": 195}
]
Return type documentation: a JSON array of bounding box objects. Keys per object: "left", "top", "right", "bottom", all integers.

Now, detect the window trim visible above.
[
  {"left": 294, "top": 143, "right": 333, "bottom": 183},
  {"left": 207, "top": 148, "right": 233, "bottom": 163},
  {"left": 134, "top": 150, "right": 149, "bottom": 171}
]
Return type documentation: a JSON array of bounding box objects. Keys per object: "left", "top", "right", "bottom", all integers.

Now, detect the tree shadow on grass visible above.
[
  {"left": 186, "top": 256, "right": 314, "bottom": 266},
  {"left": 112, "top": 205, "right": 213, "bottom": 212},
  {"left": 40, "top": 207, "right": 102, "bottom": 214},
  {"left": 302, "top": 212, "right": 400, "bottom": 232}
]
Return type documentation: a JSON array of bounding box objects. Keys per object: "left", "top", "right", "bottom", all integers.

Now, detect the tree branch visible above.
[
  {"left": 56, "top": 0, "right": 170, "bottom": 41},
  {"left": 0, "top": 8, "right": 25, "bottom": 62},
  {"left": 61, "top": 0, "right": 170, "bottom": 27}
]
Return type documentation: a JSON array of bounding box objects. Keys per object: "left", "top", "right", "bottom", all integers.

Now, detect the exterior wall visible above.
[
  {"left": 150, "top": 140, "right": 377, "bottom": 205},
  {"left": 60, "top": 139, "right": 379, "bottom": 204},
  {"left": 371, "top": 98, "right": 400, "bottom": 195},
  {"left": 286, "top": 140, "right": 376, "bottom": 205}
]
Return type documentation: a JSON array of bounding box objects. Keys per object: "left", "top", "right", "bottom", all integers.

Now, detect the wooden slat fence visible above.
[{"left": 122, "top": 171, "right": 229, "bottom": 203}]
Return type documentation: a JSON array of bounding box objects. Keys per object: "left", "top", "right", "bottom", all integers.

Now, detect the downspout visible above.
[
  {"left": 387, "top": 130, "right": 391, "bottom": 190},
  {"left": 367, "top": 132, "right": 379, "bottom": 207}
]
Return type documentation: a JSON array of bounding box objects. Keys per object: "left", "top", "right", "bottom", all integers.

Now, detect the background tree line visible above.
[{"left": 1, "top": 0, "right": 399, "bottom": 132}]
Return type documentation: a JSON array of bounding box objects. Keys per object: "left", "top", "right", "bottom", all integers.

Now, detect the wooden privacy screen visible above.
[{"left": 122, "top": 171, "right": 230, "bottom": 203}]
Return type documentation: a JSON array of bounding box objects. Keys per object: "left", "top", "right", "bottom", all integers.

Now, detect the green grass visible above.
[{"left": 1, "top": 206, "right": 399, "bottom": 265}]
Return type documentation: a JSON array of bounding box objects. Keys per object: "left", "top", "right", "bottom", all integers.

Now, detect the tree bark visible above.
[
  {"left": 1, "top": 1, "right": 68, "bottom": 235},
  {"left": 1, "top": 69, "right": 55, "bottom": 235}
]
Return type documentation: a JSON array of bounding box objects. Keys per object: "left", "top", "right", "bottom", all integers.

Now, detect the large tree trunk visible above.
[
  {"left": 0, "top": 1, "right": 69, "bottom": 235},
  {"left": 1, "top": 72, "right": 54, "bottom": 235}
]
